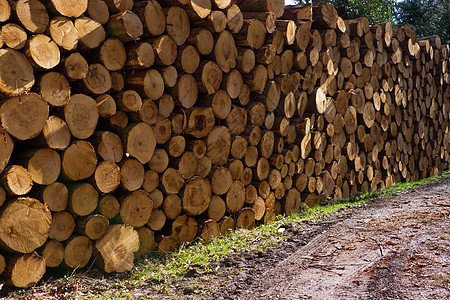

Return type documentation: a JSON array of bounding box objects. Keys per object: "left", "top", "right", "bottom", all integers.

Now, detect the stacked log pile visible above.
[{"left": 0, "top": 0, "right": 449, "bottom": 288}]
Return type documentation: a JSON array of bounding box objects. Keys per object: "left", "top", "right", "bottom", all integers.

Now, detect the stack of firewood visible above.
[{"left": 0, "top": 0, "right": 448, "bottom": 288}]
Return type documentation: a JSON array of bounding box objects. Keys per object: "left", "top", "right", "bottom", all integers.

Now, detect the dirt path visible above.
[{"left": 209, "top": 180, "right": 450, "bottom": 300}]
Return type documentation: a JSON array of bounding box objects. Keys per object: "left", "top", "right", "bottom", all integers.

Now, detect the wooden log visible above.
[
  {"left": 199, "top": 219, "right": 220, "bottom": 242},
  {"left": 147, "top": 208, "right": 166, "bottom": 231},
  {"left": 35, "top": 182, "right": 68, "bottom": 212},
  {"left": 0, "top": 197, "right": 51, "bottom": 254},
  {"left": 1, "top": 165, "right": 33, "bottom": 196},
  {"left": 0, "top": 48, "right": 35, "bottom": 96},
  {"left": 134, "top": 227, "right": 155, "bottom": 258},
  {"left": 1, "top": 23, "right": 28, "bottom": 50},
  {"left": 121, "top": 122, "right": 157, "bottom": 164},
  {"left": 94, "top": 225, "right": 138, "bottom": 272},
  {"left": 105, "top": 11, "right": 143, "bottom": 42},
  {"left": 120, "top": 190, "right": 153, "bottom": 228},
  {"left": 48, "top": 211, "right": 75, "bottom": 242},
  {"left": 236, "top": 207, "right": 255, "bottom": 229},
  {"left": 75, "top": 16, "right": 106, "bottom": 50},
  {"left": 62, "top": 141, "right": 97, "bottom": 181},
  {"left": 86, "top": 0, "right": 109, "bottom": 24},
  {"left": 0, "top": 130, "right": 13, "bottom": 174},
  {"left": 171, "top": 214, "right": 197, "bottom": 242},
  {"left": 232, "top": 0, "right": 285, "bottom": 18},
  {"left": 65, "top": 93, "right": 99, "bottom": 139},
  {"left": 1, "top": 93, "right": 48, "bottom": 141},
  {"left": 187, "top": 28, "right": 214, "bottom": 55},
  {"left": 49, "top": 17, "right": 78, "bottom": 51},
  {"left": 98, "top": 194, "right": 120, "bottom": 219},
  {"left": 0, "top": 0, "right": 10, "bottom": 23},
  {"left": 40, "top": 240, "right": 64, "bottom": 268},
  {"left": 134, "top": 0, "right": 165, "bottom": 37},
  {"left": 165, "top": 6, "right": 190, "bottom": 45},
  {"left": 77, "top": 214, "right": 109, "bottom": 240},
  {"left": 214, "top": 30, "right": 238, "bottom": 73},
  {"left": 2, "top": 253, "right": 46, "bottom": 288},
  {"left": 62, "top": 52, "right": 89, "bottom": 80},
  {"left": 183, "top": 178, "right": 211, "bottom": 216}
]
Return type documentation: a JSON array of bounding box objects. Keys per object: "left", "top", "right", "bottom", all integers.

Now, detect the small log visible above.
[
  {"left": 183, "top": 178, "right": 212, "bottom": 216},
  {"left": 1, "top": 23, "right": 27, "bottom": 50},
  {"left": 97, "top": 194, "right": 120, "bottom": 219},
  {"left": 40, "top": 240, "right": 64, "bottom": 268},
  {"left": 93, "top": 161, "right": 120, "bottom": 194},
  {"left": 121, "top": 122, "right": 157, "bottom": 164},
  {"left": 69, "top": 183, "right": 99, "bottom": 217},
  {"left": 65, "top": 93, "right": 99, "bottom": 139},
  {"left": 1, "top": 165, "right": 33, "bottom": 196},
  {"left": 134, "top": 0, "right": 165, "bottom": 37},
  {"left": 49, "top": 17, "right": 78, "bottom": 51},
  {"left": 86, "top": 0, "right": 109, "bottom": 24},
  {"left": 48, "top": 211, "right": 75, "bottom": 242},
  {"left": 171, "top": 214, "right": 198, "bottom": 242},
  {"left": 120, "top": 190, "right": 153, "bottom": 228},
  {"left": 35, "top": 182, "right": 68, "bottom": 212},
  {"left": 75, "top": 16, "right": 106, "bottom": 50},
  {"left": 236, "top": 207, "right": 255, "bottom": 229},
  {"left": 199, "top": 219, "right": 220, "bottom": 242},
  {"left": 0, "top": 48, "right": 34, "bottom": 96},
  {"left": 105, "top": 11, "right": 143, "bottom": 42},
  {"left": 134, "top": 227, "right": 155, "bottom": 258},
  {"left": 63, "top": 236, "right": 92, "bottom": 269},
  {"left": 77, "top": 214, "right": 109, "bottom": 240},
  {"left": 0, "top": 93, "right": 48, "bottom": 140},
  {"left": 147, "top": 208, "right": 166, "bottom": 231}
]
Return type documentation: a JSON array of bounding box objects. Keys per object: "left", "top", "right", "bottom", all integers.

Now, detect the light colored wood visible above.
[
  {"left": 183, "top": 178, "right": 211, "bottom": 216},
  {"left": 48, "top": 211, "right": 75, "bottom": 242},
  {"left": 75, "top": 16, "right": 105, "bottom": 49},
  {"left": 35, "top": 182, "right": 68, "bottom": 212},
  {"left": 1, "top": 23, "right": 27, "bottom": 50},
  {"left": 40, "top": 240, "right": 64, "bottom": 268},
  {"left": 134, "top": 227, "right": 155, "bottom": 258},
  {"left": 120, "top": 190, "right": 153, "bottom": 227},
  {"left": 62, "top": 141, "right": 97, "bottom": 181},
  {"left": 95, "top": 224, "right": 139, "bottom": 272},
  {"left": 0, "top": 197, "right": 51, "bottom": 253},
  {"left": 1, "top": 165, "right": 33, "bottom": 196},
  {"left": 3, "top": 253, "right": 46, "bottom": 288},
  {"left": 171, "top": 214, "right": 197, "bottom": 242},
  {"left": 106, "top": 11, "right": 143, "bottom": 42},
  {"left": 65, "top": 93, "right": 99, "bottom": 139},
  {"left": 0, "top": 48, "right": 34, "bottom": 96},
  {"left": 0, "top": 130, "right": 14, "bottom": 174},
  {"left": 121, "top": 122, "right": 157, "bottom": 164}
]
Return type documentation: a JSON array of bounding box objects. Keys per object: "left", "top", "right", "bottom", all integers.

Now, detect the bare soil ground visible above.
[{"left": 2, "top": 179, "right": 450, "bottom": 299}]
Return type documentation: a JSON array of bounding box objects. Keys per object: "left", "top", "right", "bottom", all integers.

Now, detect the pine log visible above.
[
  {"left": 134, "top": 227, "right": 155, "bottom": 258},
  {"left": 49, "top": 17, "right": 78, "bottom": 51},
  {"left": 236, "top": 207, "right": 255, "bottom": 229},
  {"left": 48, "top": 211, "right": 75, "bottom": 242},
  {"left": 62, "top": 141, "right": 97, "bottom": 181},
  {"left": 214, "top": 30, "right": 238, "bottom": 73},
  {"left": 63, "top": 236, "right": 92, "bottom": 269},
  {"left": 97, "top": 194, "right": 120, "bottom": 219},
  {"left": 232, "top": 0, "right": 285, "bottom": 18},
  {"left": 0, "top": 197, "right": 51, "bottom": 253},
  {"left": 3, "top": 253, "right": 46, "bottom": 288},
  {"left": 171, "top": 214, "right": 197, "bottom": 242},
  {"left": 121, "top": 122, "right": 157, "bottom": 164},
  {"left": 87, "top": 0, "right": 109, "bottom": 24},
  {"left": 183, "top": 178, "right": 211, "bottom": 216},
  {"left": 120, "top": 158, "right": 144, "bottom": 191},
  {"left": 120, "top": 190, "right": 153, "bottom": 227},
  {"left": 77, "top": 214, "right": 109, "bottom": 240},
  {"left": 0, "top": 48, "right": 34, "bottom": 96},
  {"left": 35, "top": 182, "right": 68, "bottom": 212},
  {"left": 62, "top": 52, "right": 89, "bottom": 80},
  {"left": 1, "top": 165, "right": 33, "bottom": 196},
  {"left": 165, "top": 6, "right": 190, "bottom": 45},
  {"left": 75, "top": 16, "right": 106, "bottom": 49},
  {"left": 0, "top": 130, "right": 13, "bottom": 174},
  {"left": 134, "top": 0, "right": 166, "bottom": 37},
  {"left": 40, "top": 240, "right": 64, "bottom": 268},
  {"left": 1, "top": 23, "right": 27, "bottom": 50},
  {"left": 106, "top": 11, "right": 143, "bottom": 42}
]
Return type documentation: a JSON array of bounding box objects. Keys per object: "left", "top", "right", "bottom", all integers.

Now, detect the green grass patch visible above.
[{"left": 129, "top": 170, "right": 450, "bottom": 288}]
